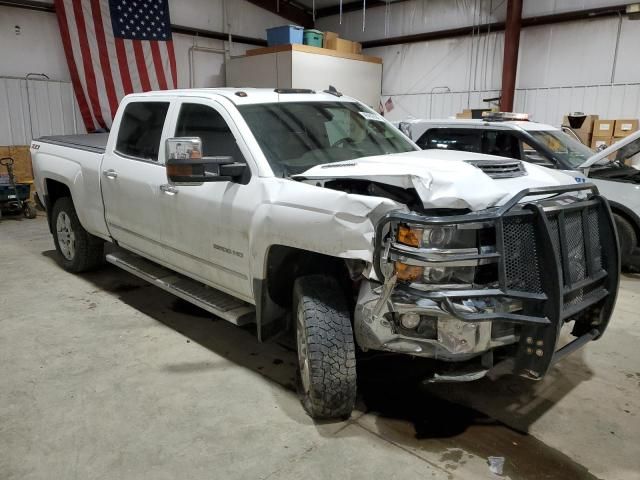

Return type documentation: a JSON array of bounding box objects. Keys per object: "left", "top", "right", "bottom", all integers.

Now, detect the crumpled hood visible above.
[{"left": 293, "top": 150, "right": 576, "bottom": 211}]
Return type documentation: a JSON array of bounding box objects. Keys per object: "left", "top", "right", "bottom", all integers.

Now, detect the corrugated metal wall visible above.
[
  {"left": 0, "top": 76, "right": 84, "bottom": 145},
  {"left": 385, "top": 83, "right": 640, "bottom": 126}
]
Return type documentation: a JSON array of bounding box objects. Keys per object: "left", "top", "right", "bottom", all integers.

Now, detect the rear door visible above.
[{"left": 101, "top": 98, "right": 174, "bottom": 261}]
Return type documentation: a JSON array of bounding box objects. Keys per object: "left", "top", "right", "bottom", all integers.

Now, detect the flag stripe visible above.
[
  {"left": 167, "top": 40, "right": 177, "bottom": 89},
  {"left": 83, "top": 2, "right": 112, "bottom": 127},
  {"left": 150, "top": 41, "right": 168, "bottom": 90},
  {"left": 64, "top": 0, "right": 100, "bottom": 130},
  {"left": 90, "top": 0, "right": 118, "bottom": 119},
  {"left": 124, "top": 40, "right": 142, "bottom": 92},
  {"left": 132, "top": 41, "right": 152, "bottom": 91},
  {"left": 114, "top": 37, "right": 134, "bottom": 95},
  {"left": 71, "top": 0, "right": 107, "bottom": 129},
  {"left": 99, "top": 0, "right": 125, "bottom": 101},
  {"left": 142, "top": 42, "right": 160, "bottom": 91},
  {"left": 54, "top": 0, "right": 94, "bottom": 132}
]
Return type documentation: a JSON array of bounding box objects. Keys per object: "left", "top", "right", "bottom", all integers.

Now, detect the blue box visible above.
[{"left": 267, "top": 25, "right": 304, "bottom": 46}]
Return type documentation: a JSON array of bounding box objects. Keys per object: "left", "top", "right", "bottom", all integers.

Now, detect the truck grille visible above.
[
  {"left": 466, "top": 159, "right": 527, "bottom": 179},
  {"left": 503, "top": 202, "right": 610, "bottom": 319},
  {"left": 503, "top": 216, "right": 543, "bottom": 293}
]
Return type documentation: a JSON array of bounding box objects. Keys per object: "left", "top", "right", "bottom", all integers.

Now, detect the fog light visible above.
[{"left": 400, "top": 313, "right": 421, "bottom": 329}]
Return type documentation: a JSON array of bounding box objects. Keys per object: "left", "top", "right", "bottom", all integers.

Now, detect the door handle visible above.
[
  {"left": 102, "top": 169, "right": 118, "bottom": 179},
  {"left": 160, "top": 184, "right": 179, "bottom": 195}
]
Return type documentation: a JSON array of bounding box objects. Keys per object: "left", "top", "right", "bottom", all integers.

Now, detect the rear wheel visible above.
[
  {"left": 293, "top": 275, "right": 357, "bottom": 420},
  {"left": 52, "top": 197, "right": 104, "bottom": 273},
  {"left": 614, "top": 213, "right": 637, "bottom": 271}
]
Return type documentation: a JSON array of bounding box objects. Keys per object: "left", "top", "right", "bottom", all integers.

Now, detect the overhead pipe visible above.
[{"left": 500, "top": 0, "right": 523, "bottom": 112}]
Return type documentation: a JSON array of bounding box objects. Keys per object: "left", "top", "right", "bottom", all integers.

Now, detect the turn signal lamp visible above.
[
  {"left": 395, "top": 261, "right": 423, "bottom": 282},
  {"left": 397, "top": 225, "right": 422, "bottom": 247}
]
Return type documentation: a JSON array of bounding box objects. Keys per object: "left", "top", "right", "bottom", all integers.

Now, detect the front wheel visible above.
[
  {"left": 614, "top": 213, "right": 638, "bottom": 272},
  {"left": 293, "top": 275, "right": 357, "bottom": 420},
  {"left": 52, "top": 197, "right": 104, "bottom": 273}
]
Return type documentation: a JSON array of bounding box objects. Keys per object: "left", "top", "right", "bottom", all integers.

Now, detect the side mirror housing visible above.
[{"left": 165, "top": 137, "right": 246, "bottom": 184}]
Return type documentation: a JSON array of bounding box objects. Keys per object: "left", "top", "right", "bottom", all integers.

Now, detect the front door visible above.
[{"left": 159, "top": 99, "right": 259, "bottom": 301}]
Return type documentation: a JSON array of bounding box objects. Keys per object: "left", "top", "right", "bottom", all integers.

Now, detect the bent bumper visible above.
[{"left": 356, "top": 185, "right": 620, "bottom": 380}]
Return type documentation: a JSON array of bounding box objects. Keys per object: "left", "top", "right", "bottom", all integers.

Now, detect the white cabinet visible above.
[{"left": 226, "top": 44, "right": 383, "bottom": 108}]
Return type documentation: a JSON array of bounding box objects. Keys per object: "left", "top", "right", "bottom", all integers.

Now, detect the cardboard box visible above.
[
  {"left": 324, "top": 31, "right": 339, "bottom": 44},
  {"left": 562, "top": 114, "right": 598, "bottom": 135},
  {"left": 575, "top": 132, "right": 592, "bottom": 146},
  {"left": 614, "top": 119, "right": 639, "bottom": 137},
  {"left": 351, "top": 42, "right": 362, "bottom": 55},
  {"left": 593, "top": 120, "right": 615, "bottom": 137},
  {"left": 591, "top": 136, "right": 612, "bottom": 150},
  {"left": 455, "top": 109, "right": 472, "bottom": 119},
  {"left": 325, "top": 37, "right": 353, "bottom": 53}
]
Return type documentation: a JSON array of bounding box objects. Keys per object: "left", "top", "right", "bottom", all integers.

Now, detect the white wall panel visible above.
[
  {"left": 0, "top": 6, "right": 70, "bottom": 82},
  {"left": 0, "top": 77, "right": 84, "bottom": 145}
]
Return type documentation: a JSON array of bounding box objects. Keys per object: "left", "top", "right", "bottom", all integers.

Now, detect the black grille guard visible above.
[{"left": 373, "top": 184, "right": 620, "bottom": 378}]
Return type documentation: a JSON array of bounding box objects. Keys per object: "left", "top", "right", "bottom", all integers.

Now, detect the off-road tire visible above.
[
  {"left": 614, "top": 213, "right": 637, "bottom": 271},
  {"left": 293, "top": 275, "right": 357, "bottom": 420},
  {"left": 52, "top": 197, "right": 104, "bottom": 273}
]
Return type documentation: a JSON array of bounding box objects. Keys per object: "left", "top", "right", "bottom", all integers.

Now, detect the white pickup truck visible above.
[{"left": 32, "top": 88, "right": 620, "bottom": 419}]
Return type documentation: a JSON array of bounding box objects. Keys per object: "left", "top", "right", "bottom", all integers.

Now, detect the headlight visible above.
[
  {"left": 397, "top": 225, "right": 475, "bottom": 249},
  {"left": 395, "top": 224, "right": 478, "bottom": 284}
]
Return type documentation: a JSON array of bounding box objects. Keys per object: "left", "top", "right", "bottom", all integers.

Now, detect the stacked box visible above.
[
  {"left": 562, "top": 114, "right": 598, "bottom": 146},
  {"left": 614, "top": 119, "right": 639, "bottom": 138},
  {"left": 324, "top": 31, "right": 362, "bottom": 55},
  {"left": 591, "top": 119, "right": 615, "bottom": 150}
]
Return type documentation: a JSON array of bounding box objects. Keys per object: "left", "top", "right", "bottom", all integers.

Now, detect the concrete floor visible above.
[{"left": 1, "top": 216, "right": 638, "bottom": 480}]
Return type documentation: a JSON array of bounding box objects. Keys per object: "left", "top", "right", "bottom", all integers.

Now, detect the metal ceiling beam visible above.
[
  {"left": 316, "top": 0, "right": 411, "bottom": 18},
  {"left": 0, "top": 0, "right": 54, "bottom": 12},
  {"left": 245, "top": 0, "right": 314, "bottom": 28},
  {"left": 361, "top": 4, "right": 629, "bottom": 48}
]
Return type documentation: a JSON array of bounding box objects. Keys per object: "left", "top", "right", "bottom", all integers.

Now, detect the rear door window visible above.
[
  {"left": 482, "top": 131, "right": 522, "bottom": 159},
  {"left": 416, "top": 128, "right": 482, "bottom": 152},
  {"left": 116, "top": 102, "right": 170, "bottom": 161}
]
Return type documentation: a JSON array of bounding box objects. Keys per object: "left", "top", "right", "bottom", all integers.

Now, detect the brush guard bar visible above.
[{"left": 373, "top": 184, "right": 620, "bottom": 379}]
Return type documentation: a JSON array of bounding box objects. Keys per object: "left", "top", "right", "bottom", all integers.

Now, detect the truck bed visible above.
[{"left": 36, "top": 133, "right": 109, "bottom": 154}]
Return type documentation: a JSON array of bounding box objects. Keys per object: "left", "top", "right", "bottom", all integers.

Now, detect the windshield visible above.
[
  {"left": 528, "top": 130, "right": 594, "bottom": 168},
  {"left": 238, "top": 101, "right": 417, "bottom": 176}
]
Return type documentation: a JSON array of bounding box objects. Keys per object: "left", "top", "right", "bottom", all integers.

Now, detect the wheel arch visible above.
[
  {"left": 254, "top": 244, "right": 361, "bottom": 342},
  {"left": 608, "top": 200, "right": 640, "bottom": 247},
  {"left": 44, "top": 178, "right": 72, "bottom": 233}
]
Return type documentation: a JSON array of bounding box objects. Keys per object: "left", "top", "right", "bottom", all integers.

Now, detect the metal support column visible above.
[{"left": 500, "top": 0, "right": 523, "bottom": 112}]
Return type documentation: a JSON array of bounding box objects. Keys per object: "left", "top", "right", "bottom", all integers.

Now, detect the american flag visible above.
[{"left": 54, "top": 0, "right": 177, "bottom": 132}]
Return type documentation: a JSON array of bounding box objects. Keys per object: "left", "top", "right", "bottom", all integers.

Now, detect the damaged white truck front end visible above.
[{"left": 294, "top": 151, "right": 620, "bottom": 382}]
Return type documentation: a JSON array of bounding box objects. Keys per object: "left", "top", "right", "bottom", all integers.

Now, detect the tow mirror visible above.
[{"left": 165, "top": 137, "right": 246, "bottom": 184}]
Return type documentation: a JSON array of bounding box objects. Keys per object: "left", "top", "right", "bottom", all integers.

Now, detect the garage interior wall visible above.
[
  {"left": 317, "top": 0, "right": 640, "bottom": 126},
  {"left": 0, "top": 0, "right": 289, "bottom": 144}
]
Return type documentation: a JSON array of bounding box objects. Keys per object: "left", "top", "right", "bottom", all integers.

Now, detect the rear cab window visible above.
[
  {"left": 417, "top": 128, "right": 482, "bottom": 153},
  {"left": 417, "top": 127, "right": 555, "bottom": 166},
  {"left": 116, "top": 101, "right": 170, "bottom": 161}
]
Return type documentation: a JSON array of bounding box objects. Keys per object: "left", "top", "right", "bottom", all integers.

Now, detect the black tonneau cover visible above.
[{"left": 36, "top": 133, "right": 109, "bottom": 154}]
